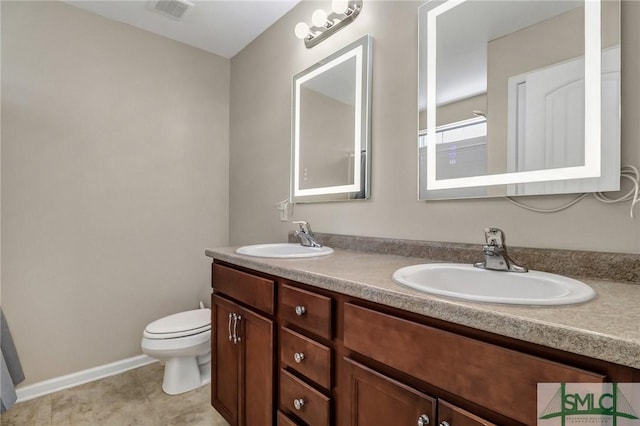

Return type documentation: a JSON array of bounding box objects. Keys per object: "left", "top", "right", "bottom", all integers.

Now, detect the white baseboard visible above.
[{"left": 16, "top": 354, "right": 157, "bottom": 403}]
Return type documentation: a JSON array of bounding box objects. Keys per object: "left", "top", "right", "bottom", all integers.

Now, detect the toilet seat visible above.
[{"left": 144, "top": 308, "right": 211, "bottom": 339}]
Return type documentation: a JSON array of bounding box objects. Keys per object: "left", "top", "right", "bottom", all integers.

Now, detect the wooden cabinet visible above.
[
  {"left": 279, "top": 283, "right": 333, "bottom": 340},
  {"left": 344, "top": 358, "right": 436, "bottom": 426},
  {"left": 211, "top": 295, "right": 240, "bottom": 424},
  {"left": 277, "top": 282, "right": 334, "bottom": 425},
  {"left": 343, "top": 357, "right": 497, "bottom": 426},
  {"left": 280, "top": 327, "right": 331, "bottom": 389},
  {"left": 276, "top": 411, "right": 299, "bottom": 426},
  {"left": 279, "top": 369, "right": 331, "bottom": 426},
  {"left": 210, "top": 260, "right": 638, "bottom": 426},
  {"left": 211, "top": 265, "right": 275, "bottom": 426},
  {"left": 343, "top": 302, "right": 605, "bottom": 425},
  {"left": 437, "top": 400, "right": 498, "bottom": 426}
]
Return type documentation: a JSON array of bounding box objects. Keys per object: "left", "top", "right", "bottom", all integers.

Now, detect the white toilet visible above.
[{"left": 141, "top": 307, "right": 211, "bottom": 395}]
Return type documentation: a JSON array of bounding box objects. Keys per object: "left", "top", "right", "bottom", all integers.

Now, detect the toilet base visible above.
[{"left": 162, "top": 356, "right": 211, "bottom": 395}]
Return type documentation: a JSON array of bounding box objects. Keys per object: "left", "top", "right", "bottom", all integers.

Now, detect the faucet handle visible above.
[
  {"left": 483, "top": 227, "right": 505, "bottom": 246},
  {"left": 293, "top": 221, "right": 312, "bottom": 234}
]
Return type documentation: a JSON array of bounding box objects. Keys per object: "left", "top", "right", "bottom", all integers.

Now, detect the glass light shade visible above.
[
  {"left": 294, "top": 22, "right": 310, "bottom": 39},
  {"left": 332, "top": 0, "right": 349, "bottom": 14},
  {"left": 311, "top": 9, "right": 328, "bottom": 27}
]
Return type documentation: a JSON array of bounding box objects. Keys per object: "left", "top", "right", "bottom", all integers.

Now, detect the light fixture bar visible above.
[{"left": 302, "top": 1, "right": 363, "bottom": 48}]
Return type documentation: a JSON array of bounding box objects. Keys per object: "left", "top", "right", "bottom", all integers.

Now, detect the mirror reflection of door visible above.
[{"left": 508, "top": 47, "right": 620, "bottom": 195}]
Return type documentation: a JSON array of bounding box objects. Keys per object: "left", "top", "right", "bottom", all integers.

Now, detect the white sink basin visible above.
[
  {"left": 392, "top": 263, "right": 595, "bottom": 305},
  {"left": 236, "top": 243, "right": 334, "bottom": 259}
]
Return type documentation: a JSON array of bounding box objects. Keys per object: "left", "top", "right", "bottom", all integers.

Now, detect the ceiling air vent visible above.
[{"left": 148, "top": 0, "right": 194, "bottom": 20}]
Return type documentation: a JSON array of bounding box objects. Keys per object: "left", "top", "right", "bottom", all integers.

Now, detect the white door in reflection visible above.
[{"left": 508, "top": 47, "right": 620, "bottom": 195}]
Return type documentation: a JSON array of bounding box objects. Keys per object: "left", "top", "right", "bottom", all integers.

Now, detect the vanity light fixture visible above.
[{"left": 294, "top": 0, "right": 363, "bottom": 48}]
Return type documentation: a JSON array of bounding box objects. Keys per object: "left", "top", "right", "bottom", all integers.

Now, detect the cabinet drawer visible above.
[
  {"left": 279, "top": 284, "right": 332, "bottom": 340},
  {"left": 343, "top": 303, "right": 606, "bottom": 425},
  {"left": 281, "top": 327, "right": 331, "bottom": 389},
  {"left": 212, "top": 263, "right": 274, "bottom": 315},
  {"left": 277, "top": 411, "right": 300, "bottom": 426},
  {"left": 279, "top": 369, "right": 330, "bottom": 426},
  {"left": 438, "top": 400, "right": 497, "bottom": 426}
]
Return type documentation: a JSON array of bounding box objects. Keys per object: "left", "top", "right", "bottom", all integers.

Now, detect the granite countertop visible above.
[{"left": 205, "top": 246, "right": 640, "bottom": 370}]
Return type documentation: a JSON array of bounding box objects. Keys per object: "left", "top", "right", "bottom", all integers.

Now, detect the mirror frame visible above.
[
  {"left": 291, "top": 34, "right": 372, "bottom": 203},
  {"left": 420, "top": 0, "right": 604, "bottom": 192}
]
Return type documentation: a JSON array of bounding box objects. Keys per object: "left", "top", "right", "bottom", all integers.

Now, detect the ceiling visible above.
[{"left": 65, "top": 0, "right": 301, "bottom": 59}]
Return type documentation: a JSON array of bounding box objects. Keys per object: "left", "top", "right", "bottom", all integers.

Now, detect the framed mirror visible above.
[
  {"left": 291, "top": 35, "right": 372, "bottom": 203},
  {"left": 418, "top": 0, "right": 621, "bottom": 200}
]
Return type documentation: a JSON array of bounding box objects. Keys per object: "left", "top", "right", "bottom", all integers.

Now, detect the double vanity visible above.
[
  {"left": 207, "top": 0, "right": 634, "bottom": 422},
  {"left": 206, "top": 235, "right": 640, "bottom": 426}
]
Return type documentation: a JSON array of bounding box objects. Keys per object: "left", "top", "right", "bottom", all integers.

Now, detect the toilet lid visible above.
[{"left": 145, "top": 308, "right": 211, "bottom": 336}]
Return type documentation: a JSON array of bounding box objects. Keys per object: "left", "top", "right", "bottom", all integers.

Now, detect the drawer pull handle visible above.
[
  {"left": 417, "top": 414, "right": 430, "bottom": 426},
  {"left": 227, "top": 313, "right": 233, "bottom": 341},
  {"left": 293, "top": 398, "right": 305, "bottom": 410},
  {"left": 438, "top": 422, "right": 449, "bottom": 426},
  {"left": 233, "top": 314, "right": 242, "bottom": 344},
  {"left": 294, "top": 352, "right": 305, "bottom": 363},
  {"left": 295, "top": 306, "right": 306, "bottom": 316}
]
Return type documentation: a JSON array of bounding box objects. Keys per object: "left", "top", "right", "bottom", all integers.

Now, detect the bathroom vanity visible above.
[{"left": 207, "top": 244, "right": 640, "bottom": 426}]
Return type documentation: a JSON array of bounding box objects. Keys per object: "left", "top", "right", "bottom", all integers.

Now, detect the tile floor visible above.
[{"left": 0, "top": 362, "right": 230, "bottom": 426}]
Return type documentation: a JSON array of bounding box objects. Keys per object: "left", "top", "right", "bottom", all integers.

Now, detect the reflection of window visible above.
[
  {"left": 419, "top": 117, "right": 487, "bottom": 180},
  {"left": 418, "top": 116, "right": 486, "bottom": 148}
]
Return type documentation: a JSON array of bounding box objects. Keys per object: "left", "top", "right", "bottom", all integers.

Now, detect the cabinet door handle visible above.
[
  {"left": 439, "top": 422, "right": 450, "bottom": 426},
  {"left": 293, "top": 398, "right": 305, "bottom": 410},
  {"left": 233, "top": 314, "right": 242, "bottom": 344},
  {"left": 417, "top": 414, "right": 430, "bottom": 426},
  {"left": 295, "top": 305, "right": 306, "bottom": 316},
  {"left": 228, "top": 313, "right": 233, "bottom": 341},
  {"left": 294, "top": 352, "right": 305, "bottom": 363}
]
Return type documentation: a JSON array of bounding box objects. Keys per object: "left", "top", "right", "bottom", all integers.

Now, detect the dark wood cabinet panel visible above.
[
  {"left": 279, "top": 369, "right": 331, "bottom": 426},
  {"left": 344, "top": 357, "right": 436, "bottom": 426},
  {"left": 276, "top": 410, "right": 300, "bottom": 426},
  {"left": 279, "top": 283, "right": 333, "bottom": 340},
  {"left": 212, "top": 295, "right": 240, "bottom": 425},
  {"left": 240, "top": 306, "right": 274, "bottom": 426},
  {"left": 213, "top": 263, "right": 275, "bottom": 315},
  {"left": 280, "top": 327, "right": 332, "bottom": 390},
  {"left": 438, "top": 399, "right": 498, "bottom": 426},
  {"left": 343, "top": 302, "right": 606, "bottom": 425},
  {"left": 211, "top": 294, "right": 274, "bottom": 426}
]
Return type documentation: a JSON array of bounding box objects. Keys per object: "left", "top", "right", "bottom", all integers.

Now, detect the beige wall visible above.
[
  {"left": 229, "top": 0, "right": 640, "bottom": 253},
  {"left": 1, "top": 1, "right": 230, "bottom": 385}
]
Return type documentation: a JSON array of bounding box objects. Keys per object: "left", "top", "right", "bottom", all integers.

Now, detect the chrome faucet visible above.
[
  {"left": 293, "top": 221, "right": 322, "bottom": 248},
  {"left": 473, "top": 228, "right": 527, "bottom": 272}
]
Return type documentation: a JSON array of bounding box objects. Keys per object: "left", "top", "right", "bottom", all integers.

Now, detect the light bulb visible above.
[
  {"left": 331, "top": 0, "right": 349, "bottom": 14},
  {"left": 294, "top": 22, "right": 310, "bottom": 39},
  {"left": 311, "top": 9, "right": 328, "bottom": 27}
]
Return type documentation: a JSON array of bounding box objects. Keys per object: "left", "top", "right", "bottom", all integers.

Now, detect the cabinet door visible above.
[
  {"left": 212, "top": 295, "right": 240, "bottom": 425},
  {"left": 239, "top": 305, "right": 274, "bottom": 426},
  {"left": 344, "top": 357, "right": 436, "bottom": 426},
  {"left": 344, "top": 302, "right": 605, "bottom": 424},
  {"left": 438, "top": 400, "right": 497, "bottom": 426}
]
